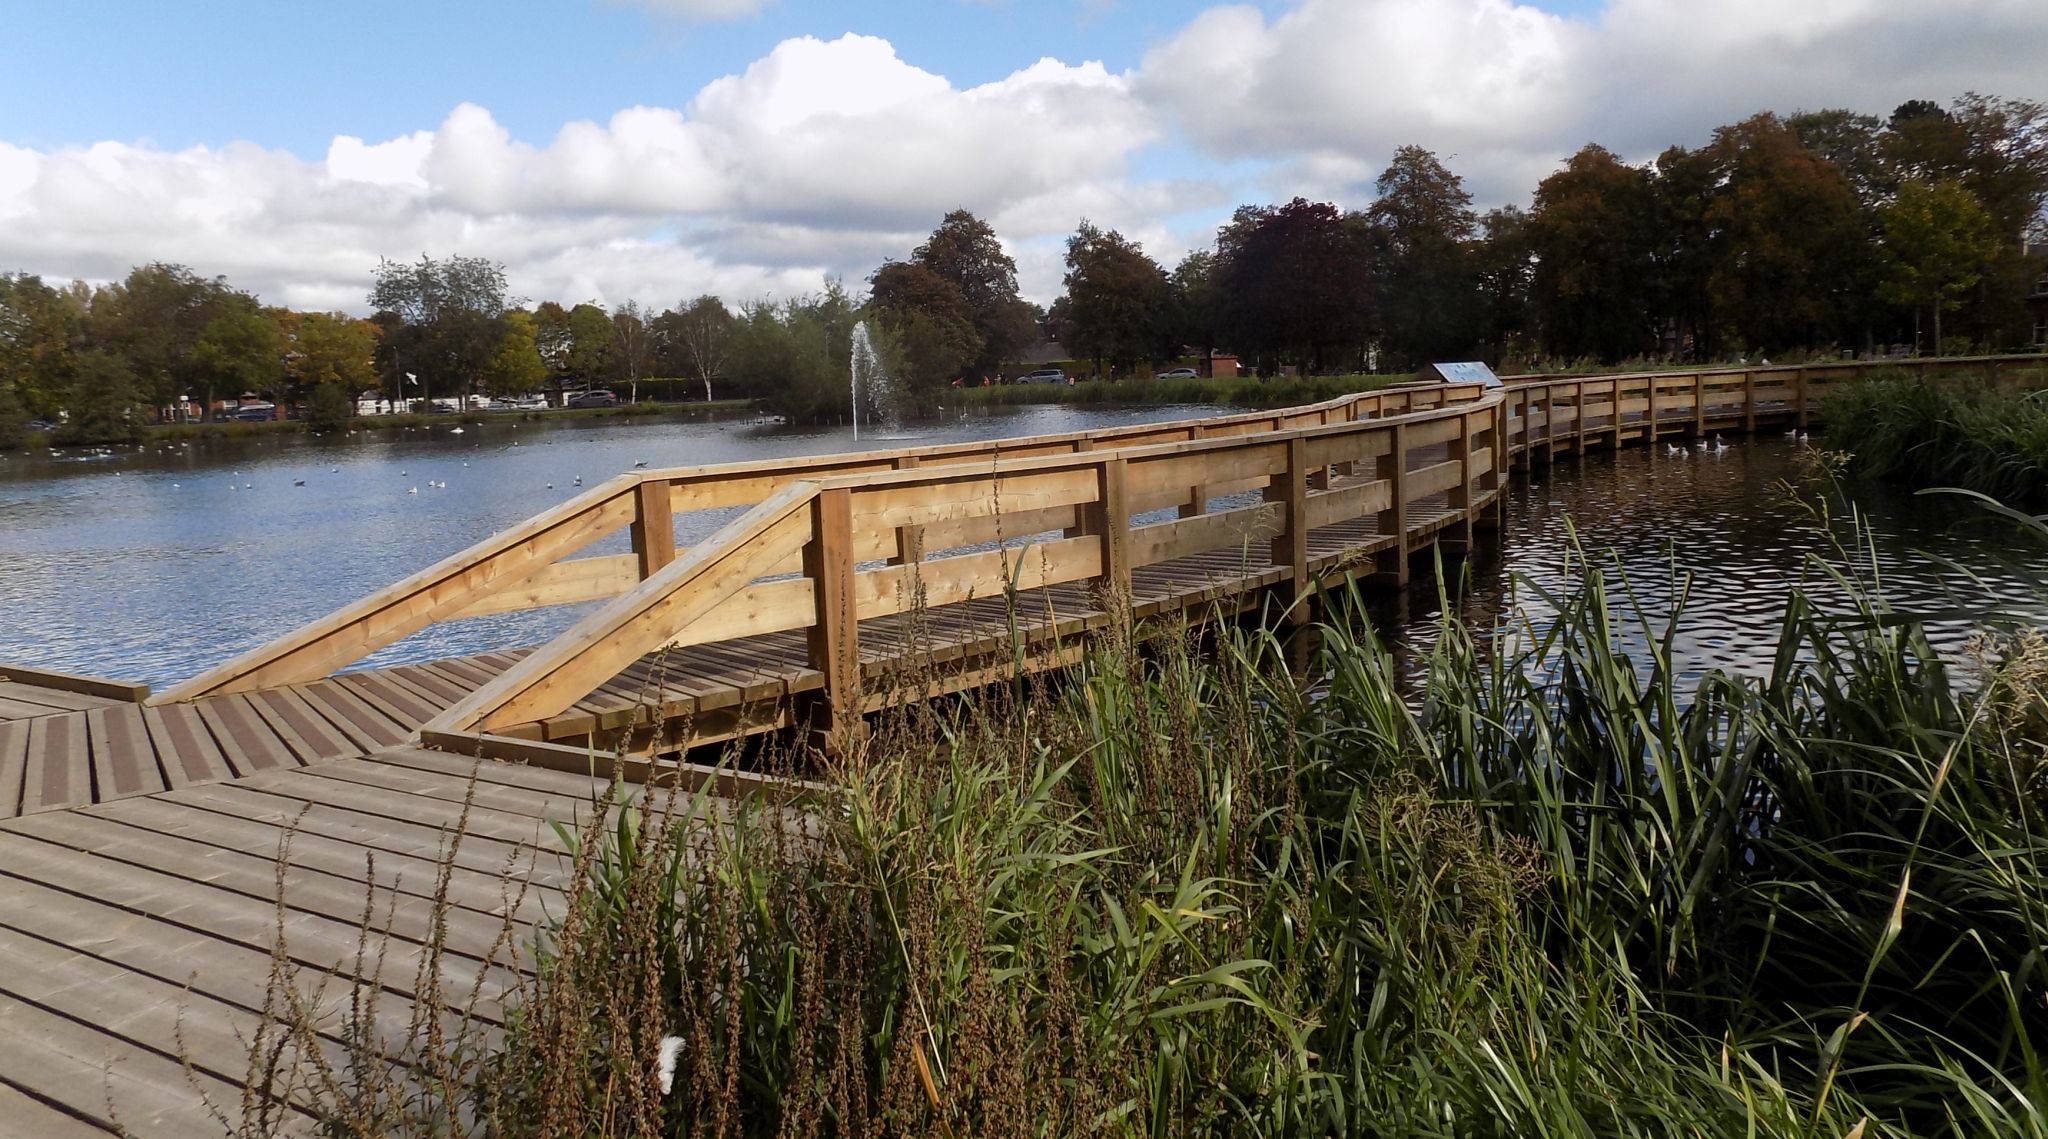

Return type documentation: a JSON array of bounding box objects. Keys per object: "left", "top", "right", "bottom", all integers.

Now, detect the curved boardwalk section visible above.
[{"left": 0, "top": 352, "right": 2043, "bottom": 1135}]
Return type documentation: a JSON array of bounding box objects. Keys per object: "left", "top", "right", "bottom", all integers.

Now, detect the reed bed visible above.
[
  {"left": 1822, "top": 372, "right": 2048, "bottom": 507},
  {"left": 253, "top": 492, "right": 2048, "bottom": 1137}
]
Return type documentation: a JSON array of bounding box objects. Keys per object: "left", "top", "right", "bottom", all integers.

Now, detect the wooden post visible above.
[
  {"left": 1742, "top": 370, "right": 1756, "bottom": 434},
  {"left": 1267, "top": 436, "right": 1310, "bottom": 622},
  {"left": 889, "top": 456, "right": 925, "bottom": 565},
  {"left": 1691, "top": 373, "right": 1706, "bottom": 438},
  {"left": 1086, "top": 458, "right": 1130, "bottom": 602},
  {"left": 1442, "top": 411, "right": 1474, "bottom": 554},
  {"left": 1479, "top": 400, "right": 1505, "bottom": 533},
  {"left": 1610, "top": 378, "right": 1625, "bottom": 450},
  {"left": 1373, "top": 424, "right": 1409, "bottom": 588},
  {"left": 803, "top": 487, "right": 862, "bottom": 754},
  {"left": 1573, "top": 380, "right": 1588, "bottom": 457},
  {"left": 1179, "top": 484, "right": 1208, "bottom": 520},
  {"left": 630, "top": 479, "right": 676, "bottom": 579},
  {"left": 1794, "top": 368, "right": 1809, "bottom": 429}
]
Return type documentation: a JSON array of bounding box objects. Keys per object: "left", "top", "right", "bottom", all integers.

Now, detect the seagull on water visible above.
[
  {"left": 633, "top": 460, "right": 648, "bottom": 468},
  {"left": 293, "top": 478, "right": 306, "bottom": 486},
  {"left": 407, "top": 486, "right": 419, "bottom": 495}
]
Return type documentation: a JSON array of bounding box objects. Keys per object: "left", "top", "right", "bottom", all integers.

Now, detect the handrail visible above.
[
  {"left": 155, "top": 352, "right": 2047, "bottom": 704},
  {"left": 430, "top": 480, "right": 824, "bottom": 734},
  {"left": 428, "top": 388, "right": 1512, "bottom": 745}
]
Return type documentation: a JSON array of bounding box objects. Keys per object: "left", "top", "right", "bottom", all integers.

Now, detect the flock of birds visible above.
[{"left": 1662, "top": 428, "right": 1808, "bottom": 460}]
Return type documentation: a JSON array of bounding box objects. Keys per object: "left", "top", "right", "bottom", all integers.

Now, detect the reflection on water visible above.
[
  {"left": 1, "top": 411, "right": 2041, "bottom": 691},
  {"left": 1373, "top": 440, "right": 2046, "bottom": 685}
]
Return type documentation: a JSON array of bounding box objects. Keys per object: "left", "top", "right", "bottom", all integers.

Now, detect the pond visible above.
[{"left": 0, "top": 406, "right": 2040, "bottom": 690}]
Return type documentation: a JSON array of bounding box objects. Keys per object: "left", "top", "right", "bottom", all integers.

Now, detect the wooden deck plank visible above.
[
  {"left": 335, "top": 671, "right": 440, "bottom": 728},
  {"left": 21, "top": 713, "right": 89, "bottom": 814},
  {"left": 0, "top": 995, "right": 259, "bottom": 1139},
  {"left": 139, "top": 702, "right": 236, "bottom": 789},
  {"left": 84, "top": 703, "right": 165, "bottom": 802},
  {"left": 3, "top": 815, "right": 527, "bottom": 966},
  {"left": 0, "top": 1081, "right": 115, "bottom": 1139},
  {"left": 0, "top": 832, "right": 516, "bottom": 1012},
  {"left": 294, "top": 680, "right": 410, "bottom": 748},
  {"left": 245, "top": 686, "right": 361, "bottom": 763},
  {"left": 139, "top": 782, "right": 574, "bottom": 892},
  {"left": 0, "top": 922, "right": 324, "bottom": 1133},
  {"left": 0, "top": 682, "right": 116, "bottom": 714},
  {"left": 0, "top": 719, "right": 28, "bottom": 819},
  {"left": 193, "top": 695, "right": 297, "bottom": 776}
]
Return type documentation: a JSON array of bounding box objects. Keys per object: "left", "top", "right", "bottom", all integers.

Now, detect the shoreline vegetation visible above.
[
  {"left": 243, "top": 477, "right": 2048, "bottom": 1137},
  {"left": 1824, "top": 372, "right": 2048, "bottom": 508}
]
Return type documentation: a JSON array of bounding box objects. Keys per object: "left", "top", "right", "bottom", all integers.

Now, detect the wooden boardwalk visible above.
[{"left": 1, "top": 352, "right": 2044, "bottom": 1135}]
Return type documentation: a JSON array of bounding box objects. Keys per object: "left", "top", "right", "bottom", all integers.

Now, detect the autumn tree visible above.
[
  {"left": 1707, "top": 114, "right": 1870, "bottom": 353},
  {"left": 1528, "top": 146, "right": 1660, "bottom": 362},
  {"left": 913, "top": 211, "right": 1036, "bottom": 375},
  {"left": 1055, "top": 221, "right": 1171, "bottom": 375}
]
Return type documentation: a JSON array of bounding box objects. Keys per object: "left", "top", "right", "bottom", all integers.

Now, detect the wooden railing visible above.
[
  {"left": 152, "top": 380, "right": 1487, "bottom": 704},
  {"left": 156, "top": 352, "right": 2048, "bottom": 711},
  {"left": 424, "top": 390, "right": 1508, "bottom": 743}
]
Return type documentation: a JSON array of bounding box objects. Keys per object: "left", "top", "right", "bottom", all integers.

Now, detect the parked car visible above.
[
  {"left": 564, "top": 389, "right": 619, "bottom": 408},
  {"left": 1014, "top": 368, "right": 1066, "bottom": 384},
  {"left": 1156, "top": 367, "right": 1199, "bottom": 379}
]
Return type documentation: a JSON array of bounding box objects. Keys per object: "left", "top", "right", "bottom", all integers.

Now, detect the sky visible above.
[{"left": 1, "top": 0, "right": 2043, "bottom": 313}]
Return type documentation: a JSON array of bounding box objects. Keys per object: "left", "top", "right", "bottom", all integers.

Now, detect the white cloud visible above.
[
  {"left": 2, "top": 3, "right": 2046, "bottom": 315},
  {"left": 1138, "top": 0, "right": 2048, "bottom": 207},
  {"left": 0, "top": 33, "right": 1156, "bottom": 309}
]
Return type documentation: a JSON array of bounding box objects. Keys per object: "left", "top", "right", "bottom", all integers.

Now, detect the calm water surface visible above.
[{"left": 1, "top": 409, "right": 2041, "bottom": 689}]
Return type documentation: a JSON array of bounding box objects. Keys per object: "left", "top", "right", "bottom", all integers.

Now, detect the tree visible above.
[
  {"left": 1215, "top": 198, "right": 1375, "bottom": 373},
  {"left": 290, "top": 312, "right": 378, "bottom": 397},
  {"left": 610, "top": 300, "right": 654, "bottom": 404},
  {"left": 1367, "top": 146, "right": 1479, "bottom": 368},
  {"left": 1528, "top": 145, "right": 1661, "bottom": 362},
  {"left": 1650, "top": 145, "right": 1725, "bottom": 360},
  {"left": 93, "top": 263, "right": 238, "bottom": 417},
  {"left": 1471, "top": 207, "right": 1535, "bottom": 364},
  {"left": 563, "top": 303, "right": 614, "bottom": 388},
  {"left": 1790, "top": 109, "right": 1889, "bottom": 209},
  {"left": 1880, "top": 179, "right": 2000, "bottom": 352},
  {"left": 913, "top": 211, "right": 1036, "bottom": 376},
  {"left": 730, "top": 285, "right": 858, "bottom": 422},
  {"left": 368, "top": 255, "right": 508, "bottom": 408},
  {"left": 484, "top": 310, "right": 547, "bottom": 397},
  {"left": 1707, "top": 113, "right": 1870, "bottom": 353},
  {"left": 1055, "top": 221, "right": 1171, "bottom": 375},
  {"left": 192, "top": 303, "right": 282, "bottom": 418},
  {"left": 1168, "top": 251, "right": 1226, "bottom": 366},
  {"left": 660, "top": 295, "right": 737, "bottom": 402},
  {"left": 0, "top": 273, "right": 83, "bottom": 418},
  {"left": 56, "top": 348, "right": 142, "bottom": 445},
  {"left": 868, "top": 263, "right": 980, "bottom": 394}
]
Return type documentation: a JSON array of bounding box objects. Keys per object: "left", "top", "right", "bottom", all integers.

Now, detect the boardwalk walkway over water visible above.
[{"left": 0, "top": 353, "right": 2042, "bottom": 1135}]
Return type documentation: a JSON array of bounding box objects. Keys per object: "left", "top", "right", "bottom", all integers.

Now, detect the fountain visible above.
[{"left": 849, "top": 321, "right": 898, "bottom": 442}]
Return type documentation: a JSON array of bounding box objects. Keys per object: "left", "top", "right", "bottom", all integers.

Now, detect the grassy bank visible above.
[
  {"left": 1822, "top": 372, "right": 2048, "bottom": 507},
  {"left": 949, "top": 372, "right": 1400, "bottom": 409},
  {"left": 245, "top": 486, "right": 2048, "bottom": 1137}
]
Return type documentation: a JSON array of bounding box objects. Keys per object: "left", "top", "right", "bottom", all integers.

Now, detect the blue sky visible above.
[{"left": 0, "top": 0, "right": 2040, "bottom": 311}]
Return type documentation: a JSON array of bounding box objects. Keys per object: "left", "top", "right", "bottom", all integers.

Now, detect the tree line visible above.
[{"left": 3, "top": 92, "right": 2043, "bottom": 446}]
